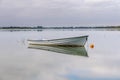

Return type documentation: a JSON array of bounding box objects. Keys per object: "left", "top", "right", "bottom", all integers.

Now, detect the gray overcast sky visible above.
[{"left": 0, "top": 0, "right": 120, "bottom": 27}]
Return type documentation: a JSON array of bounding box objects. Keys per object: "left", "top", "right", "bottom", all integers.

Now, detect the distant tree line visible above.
[
  {"left": 0, "top": 26, "right": 43, "bottom": 29},
  {"left": 1, "top": 26, "right": 120, "bottom": 29}
]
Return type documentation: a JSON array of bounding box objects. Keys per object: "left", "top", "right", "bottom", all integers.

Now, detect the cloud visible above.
[{"left": 0, "top": 0, "right": 120, "bottom": 26}]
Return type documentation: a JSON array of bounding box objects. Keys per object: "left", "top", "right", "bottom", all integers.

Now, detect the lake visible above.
[{"left": 0, "top": 29, "right": 120, "bottom": 80}]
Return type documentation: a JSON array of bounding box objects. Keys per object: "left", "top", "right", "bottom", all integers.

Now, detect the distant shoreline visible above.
[{"left": 0, "top": 26, "right": 120, "bottom": 30}]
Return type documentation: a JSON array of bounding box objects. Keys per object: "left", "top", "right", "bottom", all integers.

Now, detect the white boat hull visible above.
[{"left": 28, "top": 35, "right": 88, "bottom": 47}]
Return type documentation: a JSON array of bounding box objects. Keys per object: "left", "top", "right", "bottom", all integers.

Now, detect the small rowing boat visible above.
[{"left": 28, "top": 35, "right": 88, "bottom": 47}]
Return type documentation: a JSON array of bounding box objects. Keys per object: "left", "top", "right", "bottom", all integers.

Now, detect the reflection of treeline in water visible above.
[{"left": 0, "top": 26, "right": 120, "bottom": 29}]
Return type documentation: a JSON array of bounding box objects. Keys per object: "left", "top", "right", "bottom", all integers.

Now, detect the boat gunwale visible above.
[
  {"left": 28, "top": 35, "right": 88, "bottom": 42},
  {"left": 29, "top": 43, "right": 84, "bottom": 47}
]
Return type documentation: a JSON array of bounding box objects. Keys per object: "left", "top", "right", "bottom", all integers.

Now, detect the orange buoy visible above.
[{"left": 90, "top": 44, "right": 94, "bottom": 48}]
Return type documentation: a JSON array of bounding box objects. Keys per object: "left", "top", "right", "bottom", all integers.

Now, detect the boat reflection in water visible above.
[
  {"left": 28, "top": 44, "right": 88, "bottom": 57},
  {"left": 28, "top": 36, "right": 88, "bottom": 57}
]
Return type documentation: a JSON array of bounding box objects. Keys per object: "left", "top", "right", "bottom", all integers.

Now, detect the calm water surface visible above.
[{"left": 0, "top": 30, "right": 120, "bottom": 80}]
